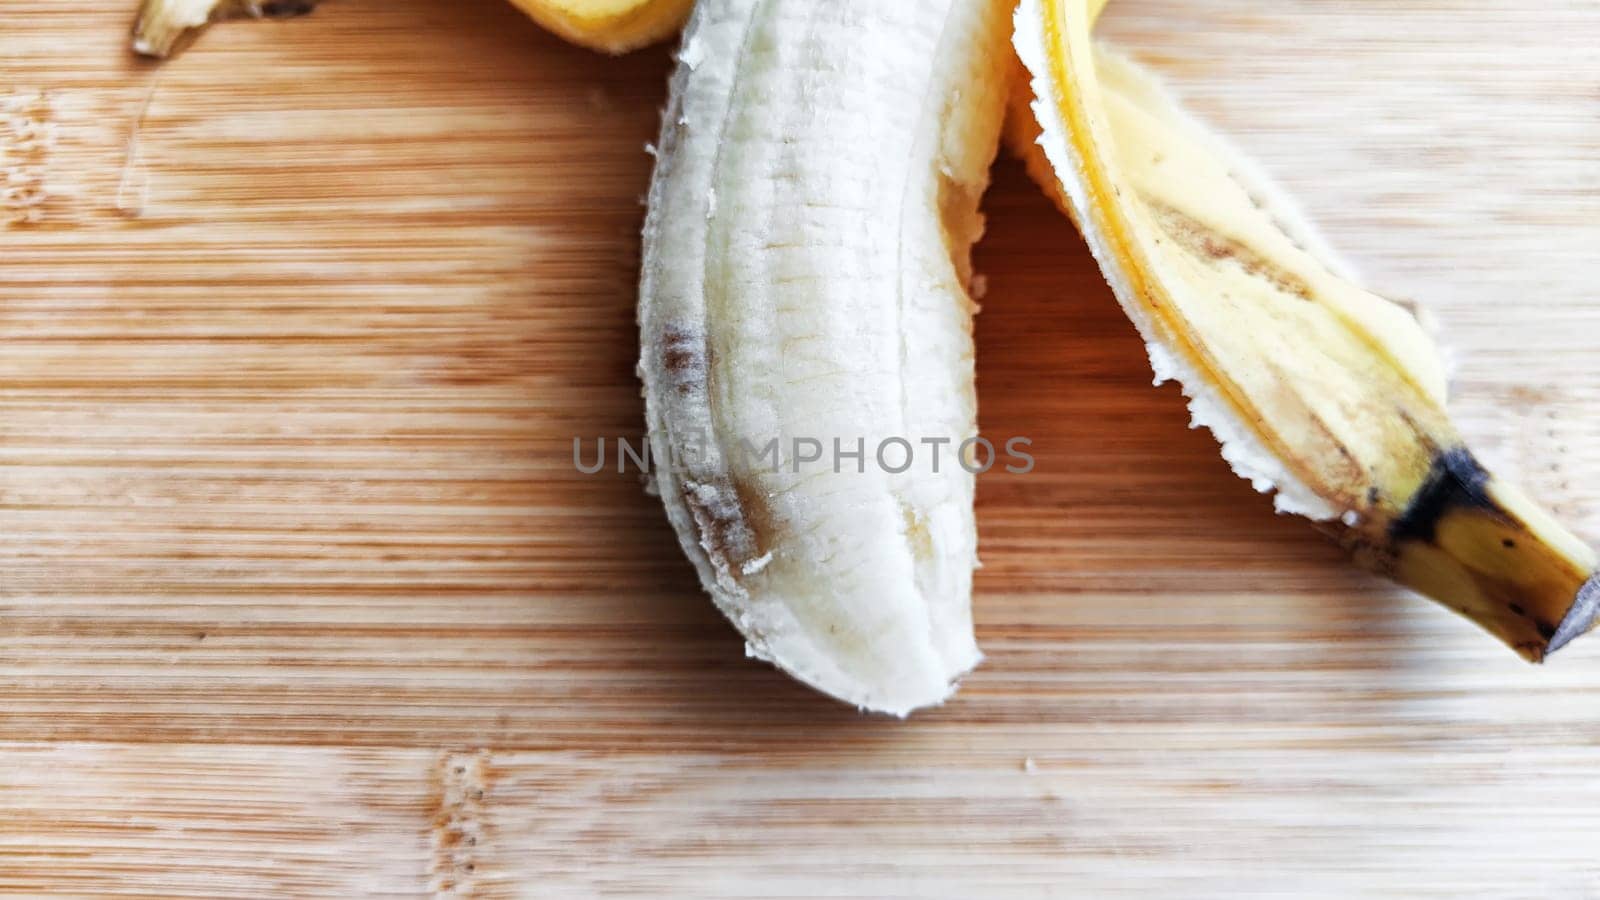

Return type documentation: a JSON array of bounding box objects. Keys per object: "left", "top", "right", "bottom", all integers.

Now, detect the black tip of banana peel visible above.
[
  {"left": 1389, "top": 448, "right": 1494, "bottom": 544},
  {"left": 1546, "top": 573, "right": 1600, "bottom": 657},
  {"left": 256, "top": 0, "right": 320, "bottom": 18}
]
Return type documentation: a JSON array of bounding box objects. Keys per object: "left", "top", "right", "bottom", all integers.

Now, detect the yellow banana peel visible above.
[
  {"left": 132, "top": 0, "right": 691, "bottom": 58},
  {"left": 504, "top": 0, "right": 692, "bottom": 54},
  {"left": 1013, "top": 0, "right": 1599, "bottom": 659}
]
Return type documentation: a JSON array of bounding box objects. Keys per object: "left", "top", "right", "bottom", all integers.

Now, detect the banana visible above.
[
  {"left": 132, "top": 0, "right": 315, "bottom": 58},
  {"left": 638, "top": 0, "right": 1012, "bottom": 713},
  {"left": 505, "top": 0, "right": 693, "bottom": 54},
  {"left": 1013, "top": 0, "right": 1599, "bottom": 659},
  {"left": 131, "top": 0, "right": 690, "bottom": 58}
]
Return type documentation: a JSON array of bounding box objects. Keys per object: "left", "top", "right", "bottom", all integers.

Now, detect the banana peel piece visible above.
[
  {"left": 132, "top": 0, "right": 318, "bottom": 58},
  {"left": 505, "top": 0, "right": 692, "bottom": 54},
  {"left": 1014, "top": 0, "right": 1599, "bottom": 659},
  {"left": 132, "top": 0, "right": 690, "bottom": 58}
]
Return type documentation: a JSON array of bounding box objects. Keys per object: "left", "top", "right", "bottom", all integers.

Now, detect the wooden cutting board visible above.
[{"left": 4, "top": 1, "right": 1599, "bottom": 896}]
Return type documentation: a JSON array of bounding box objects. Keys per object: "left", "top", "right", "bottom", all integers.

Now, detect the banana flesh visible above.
[
  {"left": 1014, "top": 0, "right": 1599, "bottom": 659},
  {"left": 132, "top": 0, "right": 690, "bottom": 58},
  {"left": 638, "top": 0, "right": 1012, "bottom": 713}
]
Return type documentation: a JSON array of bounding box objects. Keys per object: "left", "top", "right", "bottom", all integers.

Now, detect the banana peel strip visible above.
[{"left": 1014, "top": 0, "right": 1599, "bottom": 658}]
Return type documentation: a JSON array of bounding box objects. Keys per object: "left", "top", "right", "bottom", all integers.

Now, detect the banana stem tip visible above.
[{"left": 1547, "top": 573, "right": 1600, "bottom": 656}]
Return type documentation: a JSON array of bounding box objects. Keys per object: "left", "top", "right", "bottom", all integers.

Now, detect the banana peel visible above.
[
  {"left": 505, "top": 0, "right": 692, "bottom": 54},
  {"left": 132, "top": 0, "right": 317, "bottom": 58},
  {"left": 131, "top": 0, "right": 690, "bottom": 58},
  {"left": 1013, "top": 0, "right": 1599, "bottom": 659}
]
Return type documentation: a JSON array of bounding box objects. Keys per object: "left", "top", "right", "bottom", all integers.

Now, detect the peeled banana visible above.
[
  {"left": 638, "top": 0, "right": 1012, "bottom": 714},
  {"left": 1013, "top": 0, "right": 1599, "bottom": 659},
  {"left": 131, "top": 0, "right": 690, "bottom": 58}
]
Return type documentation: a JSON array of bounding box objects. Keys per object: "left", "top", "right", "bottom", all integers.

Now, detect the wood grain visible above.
[{"left": 2, "top": 0, "right": 1598, "bottom": 895}]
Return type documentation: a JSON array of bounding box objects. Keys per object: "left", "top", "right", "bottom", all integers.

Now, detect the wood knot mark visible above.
[
  {"left": 2, "top": 89, "right": 55, "bottom": 226},
  {"left": 429, "top": 750, "right": 491, "bottom": 898}
]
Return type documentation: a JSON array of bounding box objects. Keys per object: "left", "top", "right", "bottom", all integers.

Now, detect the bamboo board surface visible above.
[{"left": 3, "top": 1, "right": 1599, "bottom": 896}]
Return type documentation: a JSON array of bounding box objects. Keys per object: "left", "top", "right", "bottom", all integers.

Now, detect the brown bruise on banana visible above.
[
  {"left": 657, "top": 324, "right": 706, "bottom": 396},
  {"left": 1019, "top": 0, "right": 1600, "bottom": 659},
  {"left": 651, "top": 322, "right": 771, "bottom": 585},
  {"left": 1147, "top": 201, "right": 1313, "bottom": 301},
  {"left": 680, "top": 474, "right": 770, "bottom": 584}
]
